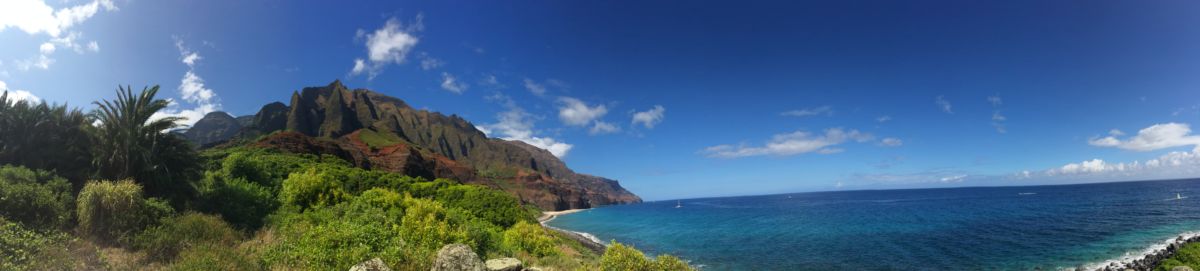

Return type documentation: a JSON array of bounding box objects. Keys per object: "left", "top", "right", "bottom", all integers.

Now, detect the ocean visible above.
[{"left": 546, "top": 178, "right": 1200, "bottom": 270}]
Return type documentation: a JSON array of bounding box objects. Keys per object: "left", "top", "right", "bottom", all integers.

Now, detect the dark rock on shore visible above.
[{"left": 1098, "top": 235, "right": 1200, "bottom": 271}]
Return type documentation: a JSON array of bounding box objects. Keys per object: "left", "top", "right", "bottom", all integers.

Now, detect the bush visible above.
[
  {"left": 437, "top": 184, "right": 535, "bottom": 228},
  {"left": 600, "top": 241, "right": 692, "bottom": 271},
  {"left": 134, "top": 212, "right": 242, "bottom": 262},
  {"left": 76, "top": 180, "right": 174, "bottom": 245},
  {"left": 1156, "top": 242, "right": 1200, "bottom": 271},
  {"left": 0, "top": 217, "right": 75, "bottom": 270},
  {"left": 0, "top": 165, "right": 73, "bottom": 229},
  {"left": 197, "top": 174, "right": 277, "bottom": 230},
  {"left": 168, "top": 243, "right": 261, "bottom": 271},
  {"left": 279, "top": 168, "right": 349, "bottom": 210},
  {"left": 502, "top": 221, "right": 561, "bottom": 257}
]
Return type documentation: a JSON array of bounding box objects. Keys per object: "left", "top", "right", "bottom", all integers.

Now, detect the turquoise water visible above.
[{"left": 547, "top": 179, "right": 1200, "bottom": 270}]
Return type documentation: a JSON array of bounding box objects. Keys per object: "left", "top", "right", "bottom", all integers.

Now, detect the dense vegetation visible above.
[
  {"left": 1157, "top": 242, "right": 1200, "bottom": 271},
  {"left": 0, "top": 89, "right": 690, "bottom": 270}
]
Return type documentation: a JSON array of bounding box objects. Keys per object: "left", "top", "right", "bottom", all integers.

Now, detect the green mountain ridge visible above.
[{"left": 185, "top": 80, "right": 641, "bottom": 210}]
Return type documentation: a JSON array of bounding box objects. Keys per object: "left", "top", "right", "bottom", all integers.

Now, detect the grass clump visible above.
[{"left": 76, "top": 180, "right": 174, "bottom": 246}]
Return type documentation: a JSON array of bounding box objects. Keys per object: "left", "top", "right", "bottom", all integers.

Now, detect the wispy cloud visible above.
[
  {"left": 876, "top": 115, "right": 892, "bottom": 123},
  {"left": 632, "top": 105, "right": 666, "bottom": 129},
  {"left": 989, "top": 95, "right": 1006, "bottom": 133},
  {"left": 523, "top": 78, "right": 546, "bottom": 96},
  {"left": 935, "top": 95, "right": 953, "bottom": 114},
  {"left": 417, "top": 52, "right": 443, "bottom": 70},
  {"left": 439, "top": 72, "right": 467, "bottom": 94},
  {"left": 702, "top": 128, "right": 877, "bottom": 158},
  {"left": 589, "top": 121, "right": 621, "bottom": 135},
  {"left": 479, "top": 93, "right": 573, "bottom": 157},
  {"left": 780, "top": 106, "right": 833, "bottom": 117}
]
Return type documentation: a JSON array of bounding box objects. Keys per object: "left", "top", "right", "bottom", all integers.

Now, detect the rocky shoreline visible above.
[{"left": 1095, "top": 234, "right": 1200, "bottom": 271}]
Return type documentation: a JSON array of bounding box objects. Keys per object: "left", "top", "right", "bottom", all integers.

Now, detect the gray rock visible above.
[
  {"left": 1172, "top": 266, "right": 1195, "bottom": 271},
  {"left": 431, "top": 244, "right": 485, "bottom": 271},
  {"left": 349, "top": 258, "right": 391, "bottom": 271},
  {"left": 484, "top": 258, "right": 521, "bottom": 271},
  {"left": 524, "top": 267, "right": 544, "bottom": 271}
]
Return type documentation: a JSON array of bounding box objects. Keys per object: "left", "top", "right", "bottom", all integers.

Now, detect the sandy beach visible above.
[
  {"left": 538, "top": 208, "right": 588, "bottom": 224},
  {"left": 536, "top": 208, "right": 607, "bottom": 253}
]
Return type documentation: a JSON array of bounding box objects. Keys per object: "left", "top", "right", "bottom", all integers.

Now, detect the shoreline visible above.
[
  {"left": 1090, "top": 231, "right": 1200, "bottom": 271},
  {"left": 538, "top": 208, "right": 588, "bottom": 224},
  {"left": 537, "top": 208, "right": 608, "bottom": 254}
]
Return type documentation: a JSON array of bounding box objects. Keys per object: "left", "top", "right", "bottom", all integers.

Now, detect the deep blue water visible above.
[{"left": 548, "top": 179, "right": 1200, "bottom": 270}]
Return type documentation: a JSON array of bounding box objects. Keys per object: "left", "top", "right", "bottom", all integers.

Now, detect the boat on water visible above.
[{"left": 675, "top": 200, "right": 682, "bottom": 208}]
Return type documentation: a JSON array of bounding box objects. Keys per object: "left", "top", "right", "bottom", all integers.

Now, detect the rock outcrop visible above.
[
  {"left": 484, "top": 258, "right": 521, "bottom": 271},
  {"left": 239, "top": 80, "right": 641, "bottom": 210},
  {"left": 349, "top": 258, "right": 391, "bottom": 271},
  {"left": 431, "top": 244, "right": 485, "bottom": 271}
]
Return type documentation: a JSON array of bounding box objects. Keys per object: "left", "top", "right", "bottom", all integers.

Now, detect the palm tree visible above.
[
  {"left": 0, "top": 91, "right": 93, "bottom": 186},
  {"left": 91, "top": 85, "right": 199, "bottom": 201}
]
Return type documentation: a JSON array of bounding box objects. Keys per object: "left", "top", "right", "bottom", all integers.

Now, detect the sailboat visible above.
[
  {"left": 675, "top": 200, "right": 682, "bottom": 208},
  {"left": 1179, "top": 193, "right": 1184, "bottom": 200}
]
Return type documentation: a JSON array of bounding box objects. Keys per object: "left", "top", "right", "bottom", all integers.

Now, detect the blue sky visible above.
[{"left": 3, "top": 0, "right": 1200, "bottom": 200}]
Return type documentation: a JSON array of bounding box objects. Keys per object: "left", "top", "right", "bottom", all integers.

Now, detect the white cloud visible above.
[
  {"left": 877, "top": 115, "right": 892, "bottom": 123},
  {"left": 1, "top": 0, "right": 113, "bottom": 70},
  {"left": 39, "top": 42, "right": 55, "bottom": 54},
  {"left": 439, "top": 72, "right": 467, "bottom": 94},
  {"left": 940, "top": 175, "right": 967, "bottom": 183},
  {"left": 780, "top": 106, "right": 833, "bottom": 117},
  {"left": 1042, "top": 150, "right": 1200, "bottom": 179},
  {"left": 589, "top": 121, "right": 620, "bottom": 135},
  {"left": 557, "top": 97, "right": 607, "bottom": 126},
  {"left": 879, "top": 137, "right": 903, "bottom": 147},
  {"left": 350, "top": 16, "right": 422, "bottom": 79},
  {"left": 480, "top": 94, "right": 573, "bottom": 157},
  {"left": 152, "top": 38, "right": 221, "bottom": 127},
  {"left": 417, "top": 52, "right": 443, "bottom": 70},
  {"left": 1088, "top": 123, "right": 1200, "bottom": 152},
  {"left": 523, "top": 78, "right": 546, "bottom": 96},
  {"left": 179, "top": 71, "right": 215, "bottom": 104},
  {"left": 702, "top": 128, "right": 874, "bottom": 158},
  {"left": 935, "top": 95, "right": 953, "bottom": 114},
  {"left": 0, "top": 80, "right": 41, "bottom": 104},
  {"left": 632, "top": 105, "right": 666, "bottom": 129},
  {"left": 0, "top": 0, "right": 115, "bottom": 37}
]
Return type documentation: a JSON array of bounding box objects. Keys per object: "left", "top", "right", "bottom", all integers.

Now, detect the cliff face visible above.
[{"left": 240, "top": 80, "right": 641, "bottom": 210}]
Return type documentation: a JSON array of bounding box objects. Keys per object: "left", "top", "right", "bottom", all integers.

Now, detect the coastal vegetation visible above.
[{"left": 0, "top": 88, "right": 691, "bottom": 270}]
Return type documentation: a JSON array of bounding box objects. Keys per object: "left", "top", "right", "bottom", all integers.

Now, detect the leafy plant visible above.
[
  {"left": 134, "top": 212, "right": 242, "bottom": 262},
  {"left": 0, "top": 165, "right": 74, "bottom": 229}
]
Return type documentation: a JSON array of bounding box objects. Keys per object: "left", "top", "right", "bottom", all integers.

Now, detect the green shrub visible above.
[
  {"left": 399, "top": 197, "right": 470, "bottom": 251},
  {"left": 168, "top": 243, "right": 261, "bottom": 271},
  {"left": 600, "top": 242, "right": 653, "bottom": 271},
  {"left": 134, "top": 212, "right": 242, "bottom": 262},
  {"left": 0, "top": 217, "right": 75, "bottom": 270},
  {"left": 261, "top": 202, "right": 407, "bottom": 270},
  {"left": 437, "top": 184, "right": 535, "bottom": 228},
  {"left": 1156, "top": 242, "right": 1200, "bottom": 271},
  {"left": 502, "top": 221, "right": 561, "bottom": 257},
  {"left": 654, "top": 254, "right": 692, "bottom": 270},
  {"left": 599, "top": 242, "right": 692, "bottom": 271},
  {"left": 76, "top": 180, "right": 174, "bottom": 245},
  {"left": 279, "top": 168, "right": 349, "bottom": 209},
  {"left": 0, "top": 165, "right": 73, "bottom": 229},
  {"left": 197, "top": 174, "right": 277, "bottom": 230}
]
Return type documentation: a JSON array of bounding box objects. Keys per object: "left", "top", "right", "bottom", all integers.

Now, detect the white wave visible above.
[{"left": 1076, "top": 230, "right": 1200, "bottom": 271}]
